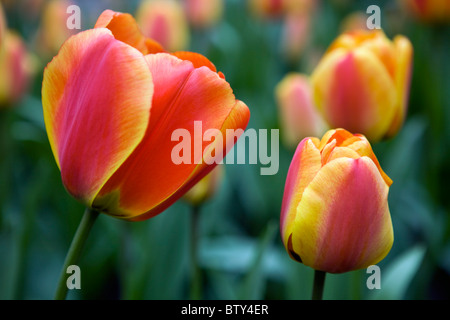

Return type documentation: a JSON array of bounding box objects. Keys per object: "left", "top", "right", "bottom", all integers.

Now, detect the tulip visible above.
[
  {"left": 184, "top": 0, "right": 224, "bottom": 29},
  {"left": 136, "top": 0, "right": 190, "bottom": 52},
  {"left": 280, "top": 128, "right": 393, "bottom": 274},
  {"left": 183, "top": 165, "right": 224, "bottom": 206},
  {"left": 0, "top": 31, "right": 34, "bottom": 106},
  {"left": 399, "top": 0, "right": 450, "bottom": 23},
  {"left": 280, "top": 11, "right": 311, "bottom": 62},
  {"left": 340, "top": 11, "right": 371, "bottom": 32},
  {"left": 310, "top": 29, "right": 413, "bottom": 142},
  {"left": 248, "top": 0, "right": 285, "bottom": 19},
  {"left": 0, "top": 3, "right": 5, "bottom": 49},
  {"left": 42, "top": 10, "right": 250, "bottom": 222},
  {"left": 275, "top": 73, "right": 326, "bottom": 148},
  {"left": 34, "top": 0, "right": 78, "bottom": 60}
]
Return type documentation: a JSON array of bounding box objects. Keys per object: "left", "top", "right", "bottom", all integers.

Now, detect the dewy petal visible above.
[
  {"left": 291, "top": 156, "right": 393, "bottom": 273},
  {"left": 280, "top": 137, "right": 321, "bottom": 254},
  {"left": 311, "top": 47, "right": 397, "bottom": 142},
  {"left": 42, "top": 28, "right": 153, "bottom": 206},
  {"left": 95, "top": 9, "right": 165, "bottom": 54},
  {"left": 93, "top": 53, "right": 249, "bottom": 219}
]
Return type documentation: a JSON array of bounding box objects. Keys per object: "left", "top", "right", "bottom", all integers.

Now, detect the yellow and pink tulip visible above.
[
  {"left": 311, "top": 29, "right": 413, "bottom": 142},
  {"left": 42, "top": 10, "right": 250, "bottom": 221},
  {"left": 280, "top": 129, "right": 393, "bottom": 273}
]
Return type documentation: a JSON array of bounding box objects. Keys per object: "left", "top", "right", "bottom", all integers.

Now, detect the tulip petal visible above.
[
  {"left": 171, "top": 51, "right": 217, "bottom": 72},
  {"left": 280, "top": 137, "right": 321, "bottom": 253},
  {"left": 385, "top": 35, "right": 413, "bottom": 138},
  {"left": 93, "top": 53, "right": 249, "bottom": 219},
  {"left": 312, "top": 47, "right": 397, "bottom": 141},
  {"left": 42, "top": 28, "right": 153, "bottom": 206},
  {"left": 95, "top": 10, "right": 165, "bottom": 54},
  {"left": 131, "top": 98, "right": 250, "bottom": 221},
  {"left": 342, "top": 136, "right": 393, "bottom": 186},
  {"left": 290, "top": 156, "right": 393, "bottom": 273}
]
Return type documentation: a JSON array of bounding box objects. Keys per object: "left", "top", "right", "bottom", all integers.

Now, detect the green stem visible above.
[
  {"left": 189, "top": 205, "right": 202, "bottom": 300},
  {"left": 54, "top": 207, "right": 99, "bottom": 300},
  {"left": 312, "top": 270, "right": 326, "bottom": 300}
]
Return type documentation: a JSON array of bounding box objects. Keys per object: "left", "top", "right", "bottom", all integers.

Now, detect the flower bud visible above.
[
  {"left": 311, "top": 30, "right": 413, "bottom": 142},
  {"left": 280, "top": 129, "right": 393, "bottom": 273}
]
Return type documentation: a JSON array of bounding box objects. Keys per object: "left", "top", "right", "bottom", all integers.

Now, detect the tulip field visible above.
[{"left": 0, "top": 0, "right": 449, "bottom": 304}]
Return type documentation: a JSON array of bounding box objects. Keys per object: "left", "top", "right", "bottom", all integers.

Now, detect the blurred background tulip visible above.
[
  {"left": 136, "top": 0, "right": 190, "bottom": 52},
  {"left": 183, "top": 0, "right": 224, "bottom": 29},
  {"left": 311, "top": 29, "right": 413, "bottom": 142},
  {"left": 280, "top": 129, "right": 393, "bottom": 274},
  {"left": 0, "top": 31, "right": 34, "bottom": 107},
  {"left": 275, "top": 73, "right": 326, "bottom": 148},
  {"left": 399, "top": 0, "right": 450, "bottom": 24},
  {"left": 33, "top": 0, "right": 78, "bottom": 61},
  {"left": 280, "top": 11, "right": 311, "bottom": 63},
  {"left": 0, "top": 2, "right": 5, "bottom": 49},
  {"left": 340, "top": 11, "right": 370, "bottom": 32},
  {"left": 248, "top": 0, "right": 285, "bottom": 19},
  {"left": 183, "top": 165, "right": 224, "bottom": 207}
]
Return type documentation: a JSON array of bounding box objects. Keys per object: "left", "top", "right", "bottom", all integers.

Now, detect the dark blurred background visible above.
[{"left": 0, "top": 0, "right": 449, "bottom": 300}]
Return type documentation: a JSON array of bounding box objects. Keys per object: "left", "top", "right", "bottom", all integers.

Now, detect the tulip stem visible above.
[
  {"left": 54, "top": 207, "right": 100, "bottom": 300},
  {"left": 189, "top": 205, "right": 202, "bottom": 300},
  {"left": 312, "top": 270, "right": 326, "bottom": 300}
]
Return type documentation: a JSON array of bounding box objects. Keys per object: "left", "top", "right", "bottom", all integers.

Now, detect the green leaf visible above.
[{"left": 369, "top": 245, "right": 427, "bottom": 300}]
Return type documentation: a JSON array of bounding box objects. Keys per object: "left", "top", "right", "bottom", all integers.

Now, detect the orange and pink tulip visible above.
[
  {"left": 280, "top": 129, "right": 393, "bottom": 273},
  {"left": 311, "top": 30, "right": 413, "bottom": 142},
  {"left": 42, "top": 10, "right": 250, "bottom": 221}
]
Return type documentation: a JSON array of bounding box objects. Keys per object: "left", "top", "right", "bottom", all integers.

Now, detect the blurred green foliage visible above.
[{"left": 0, "top": 0, "right": 449, "bottom": 300}]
